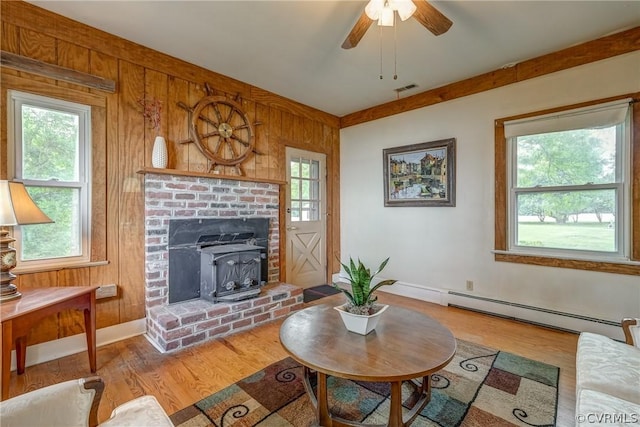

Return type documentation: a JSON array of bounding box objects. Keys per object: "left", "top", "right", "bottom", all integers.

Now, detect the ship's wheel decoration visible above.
[{"left": 178, "top": 83, "right": 261, "bottom": 175}]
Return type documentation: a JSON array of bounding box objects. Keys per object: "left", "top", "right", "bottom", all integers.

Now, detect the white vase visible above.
[
  {"left": 151, "top": 136, "right": 168, "bottom": 168},
  {"left": 334, "top": 304, "right": 389, "bottom": 335}
]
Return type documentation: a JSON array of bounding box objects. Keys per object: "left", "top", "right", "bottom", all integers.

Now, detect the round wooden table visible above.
[{"left": 279, "top": 303, "right": 456, "bottom": 427}]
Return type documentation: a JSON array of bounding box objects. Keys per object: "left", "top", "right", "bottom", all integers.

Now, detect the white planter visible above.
[
  {"left": 334, "top": 304, "right": 389, "bottom": 335},
  {"left": 151, "top": 136, "right": 168, "bottom": 168}
]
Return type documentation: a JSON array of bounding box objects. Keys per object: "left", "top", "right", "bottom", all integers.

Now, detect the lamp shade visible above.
[
  {"left": 0, "top": 180, "right": 53, "bottom": 226},
  {"left": 0, "top": 181, "right": 17, "bottom": 226}
]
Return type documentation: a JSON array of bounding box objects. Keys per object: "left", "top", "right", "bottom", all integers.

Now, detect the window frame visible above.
[
  {"left": 494, "top": 93, "right": 640, "bottom": 275},
  {"left": 8, "top": 90, "right": 92, "bottom": 269}
]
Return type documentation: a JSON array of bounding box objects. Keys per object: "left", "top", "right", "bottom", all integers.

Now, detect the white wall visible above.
[{"left": 340, "top": 52, "right": 640, "bottom": 329}]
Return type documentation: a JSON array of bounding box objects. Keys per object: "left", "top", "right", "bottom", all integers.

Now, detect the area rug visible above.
[
  {"left": 302, "top": 284, "right": 341, "bottom": 303},
  {"left": 170, "top": 339, "right": 559, "bottom": 427}
]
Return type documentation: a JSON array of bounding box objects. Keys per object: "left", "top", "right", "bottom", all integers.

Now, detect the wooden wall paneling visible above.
[
  {"left": 90, "top": 105, "right": 107, "bottom": 262},
  {"left": 0, "top": 23, "right": 19, "bottom": 179},
  {"left": 318, "top": 121, "right": 335, "bottom": 277},
  {"left": 330, "top": 127, "right": 340, "bottom": 274},
  {"left": 89, "top": 49, "right": 121, "bottom": 328},
  {"left": 0, "top": 85, "right": 7, "bottom": 180},
  {"left": 1, "top": 3, "right": 342, "bottom": 336},
  {"left": 187, "top": 82, "right": 207, "bottom": 173},
  {"left": 1, "top": 74, "right": 107, "bottom": 108},
  {"left": 254, "top": 103, "right": 270, "bottom": 178},
  {"left": 3, "top": 2, "right": 254, "bottom": 106},
  {"left": 17, "top": 28, "right": 56, "bottom": 85},
  {"left": 242, "top": 99, "right": 257, "bottom": 179},
  {"left": 302, "top": 117, "right": 314, "bottom": 147},
  {"left": 250, "top": 85, "right": 339, "bottom": 128},
  {"left": 1, "top": 22, "right": 19, "bottom": 53},
  {"left": 117, "top": 60, "right": 146, "bottom": 322},
  {"left": 144, "top": 69, "right": 168, "bottom": 168},
  {"left": 57, "top": 267, "right": 91, "bottom": 336},
  {"left": 18, "top": 271, "right": 59, "bottom": 345},
  {"left": 167, "top": 77, "right": 190, "bottom": 170},
  {"left": 314, "top": 120, "right": 326, "bottom": 152},
  {"left": 292, "top": 115, "right": 303, "bottom": 147},
  {"left": 1, "top": 23, "right": 19, "bottom": 87},
  {"left": 267, "top": 108, "right": 282, "bottom": 181},
  {"left": 56, "top": 40, "right": 90, "bottom": 91}
]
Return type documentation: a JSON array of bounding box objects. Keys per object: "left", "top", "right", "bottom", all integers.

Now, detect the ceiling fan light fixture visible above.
[
  {"left": 392, "top": 0, "right": 417, "bottom": 21},
  {"left": 365, "top": 0, "right": 385, "bottom": 20},
  {"left": 379, "top": 5, "right": 395, "bottom": 26}
]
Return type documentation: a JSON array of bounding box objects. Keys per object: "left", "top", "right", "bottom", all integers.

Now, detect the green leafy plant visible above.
[{"left": 333, "top": 257, "right": 397, "bottom": 315}]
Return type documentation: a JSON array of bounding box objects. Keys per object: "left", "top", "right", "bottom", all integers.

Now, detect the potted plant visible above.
[{"left": 333, "top": 257, "right": 397, "bottom": 335}]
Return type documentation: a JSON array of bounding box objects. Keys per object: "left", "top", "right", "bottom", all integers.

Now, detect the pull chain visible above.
[
  {"left": 379, "top": 24, "right": 383, "bottom": 80},
  {"left": 393, "top": 14, "right": 398, "bottom": 80}
]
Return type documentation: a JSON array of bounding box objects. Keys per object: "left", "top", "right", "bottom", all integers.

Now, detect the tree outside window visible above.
[{"left": 10, "top": 91, "right": 91, "bottom": 267}]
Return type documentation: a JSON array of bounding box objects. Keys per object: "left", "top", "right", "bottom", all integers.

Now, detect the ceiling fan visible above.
[{"left": 342, "top": 0, "right": 453, "bottom": 49}]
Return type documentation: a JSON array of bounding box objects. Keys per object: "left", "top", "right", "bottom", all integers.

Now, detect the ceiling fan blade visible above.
[
  {"left": 342, "top": 10, "right": 374, "bottom": 49},
  {"left": 412, "top": 0, "right": 453, "bottom": 36}
]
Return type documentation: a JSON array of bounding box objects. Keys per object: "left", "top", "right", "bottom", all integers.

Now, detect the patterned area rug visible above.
[{"left": 170, "top": 339, "right": 559, "bottom": 427}]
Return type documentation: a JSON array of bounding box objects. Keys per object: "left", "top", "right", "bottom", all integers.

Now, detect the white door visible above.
[{"left": 285, "top": 148, "right": 326, "bottom": 288}]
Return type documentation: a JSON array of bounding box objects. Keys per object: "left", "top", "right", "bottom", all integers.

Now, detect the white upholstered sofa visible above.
[
  {"left": 576, "top": 318, "right": 640, "bottom": 425},
  {"left": 0, "top": 377, "right": 174, "bottom": 427}
]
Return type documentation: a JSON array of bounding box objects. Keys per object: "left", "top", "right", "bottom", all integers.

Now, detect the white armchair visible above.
[{"left": 0, "top": 377, "right": 174, "bottom": 427}]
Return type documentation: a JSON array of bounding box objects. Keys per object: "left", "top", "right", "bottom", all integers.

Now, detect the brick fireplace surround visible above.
[{"left": 143, "top": 173, "right": 303, "bottom": 352}]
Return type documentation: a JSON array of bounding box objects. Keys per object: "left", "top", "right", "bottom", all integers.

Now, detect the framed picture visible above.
[{"left": 383, "top": 138, "right": 456, "bottom": 207}]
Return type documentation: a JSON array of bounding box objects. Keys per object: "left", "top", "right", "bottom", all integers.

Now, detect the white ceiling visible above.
[{"left": 28, "top": 1, "right": 640, "bottom": 117}]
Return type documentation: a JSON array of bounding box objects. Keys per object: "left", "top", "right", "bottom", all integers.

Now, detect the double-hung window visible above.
[
  {"left": 9, "top": 90, "right": 92, "bottom": 269},
  {"left": 495, "top": 96, "right": 639, "bottom": 275}
]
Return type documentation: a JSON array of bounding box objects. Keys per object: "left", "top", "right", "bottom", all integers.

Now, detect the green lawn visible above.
[{"left": 517, "top": 222, "right": 615, "bottom": 252}]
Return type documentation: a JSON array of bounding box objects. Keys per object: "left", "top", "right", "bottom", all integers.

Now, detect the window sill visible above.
[
  {"left": 493, "top": 250, "right": 640, "bottom": 276},
  {"left": 14, "top": 260, "right": 109, "bottom": 275}
]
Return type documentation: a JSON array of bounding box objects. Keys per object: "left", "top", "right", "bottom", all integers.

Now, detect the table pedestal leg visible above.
[
  {"left": 317, "top": 372, "right": 332, "bottom": 427},
  {"left": 389, "top": 381, "right": 403, "bottom": 427}
]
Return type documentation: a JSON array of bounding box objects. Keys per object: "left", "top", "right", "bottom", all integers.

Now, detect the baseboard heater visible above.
[{"left": 448, "top": 291, "right": 624, "bottom": 341}]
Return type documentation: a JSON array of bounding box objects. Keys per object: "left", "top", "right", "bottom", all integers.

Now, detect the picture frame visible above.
[{"left": 383, "top": 138, "right": 456, "bottom": 207}]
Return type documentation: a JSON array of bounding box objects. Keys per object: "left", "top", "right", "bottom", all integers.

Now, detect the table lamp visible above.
[{"left": 0, "top": 180, "right": 53, "bottom": 302}]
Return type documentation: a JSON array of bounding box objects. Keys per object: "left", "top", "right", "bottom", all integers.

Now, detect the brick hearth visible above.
[{"left": 143, "top": 173, "right": 303, "bottom": 352}]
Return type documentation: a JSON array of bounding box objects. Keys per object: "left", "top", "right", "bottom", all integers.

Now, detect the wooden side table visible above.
[{"left": 0, "top": 286, "right": 98, "bottom": 399}]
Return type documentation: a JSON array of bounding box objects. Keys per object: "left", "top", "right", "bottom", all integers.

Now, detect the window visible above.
[
  {"left": 9, "top": 90, "right": 91, "bottom": 268},
  {"left": 289, "top": 156, "right": 321, "bottom": 222},
  {"left": 495, "top": 95, "right": 640, "bottom": 275}
]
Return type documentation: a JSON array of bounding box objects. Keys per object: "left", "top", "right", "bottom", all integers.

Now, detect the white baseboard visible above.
[
  {"left": 331, "top": 274, "right": 448, "bottom": 306},
  {"left": 377, "top": 281, "right": 448, "bottom": 306},
  {"left": 331, "top": 273, "right": 623, "bottom": 340},
  {"left": 10, "top": 318, "right": 147, "bottom": 372}
]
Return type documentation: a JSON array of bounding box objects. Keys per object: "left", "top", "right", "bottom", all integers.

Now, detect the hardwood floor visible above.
[{"left": 5, "top": 292, "right": 579, "bottom": 426}]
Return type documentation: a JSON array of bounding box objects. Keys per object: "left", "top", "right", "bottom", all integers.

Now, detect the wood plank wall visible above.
[{"left": 0, "top": 1, "right": 341, "bottom": 346}]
